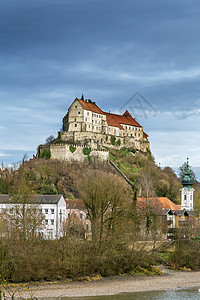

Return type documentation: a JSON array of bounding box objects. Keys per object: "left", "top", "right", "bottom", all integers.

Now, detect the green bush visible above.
[
  {"left": 130, "top": 148, "right": 136, "bottom": 154},
  {"left": 110, "top": 135, "right": 116, "bottom": 145},
  {"left": 116, "top": 139, "right": 121, "bottom": 147},
  {"left": 83, "top": 147, "right": 92, "bottom": 156},
  {"left": 38, "top": 150, "right": 51, "bottom": 159},
  {"left": 69, "top": 145, "right": 76, "bottom": 153}
]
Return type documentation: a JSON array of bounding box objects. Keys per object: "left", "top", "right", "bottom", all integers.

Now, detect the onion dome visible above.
[{"left": 181, "top": 158, "right": 194, "bottom": 187}]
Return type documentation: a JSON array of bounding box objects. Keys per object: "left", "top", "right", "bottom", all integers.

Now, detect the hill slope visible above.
[{"left": 0, "top": 148, "right": 185, "bottom": 205}]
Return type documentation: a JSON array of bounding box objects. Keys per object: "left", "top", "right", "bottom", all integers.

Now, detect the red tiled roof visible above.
[
  {"left": 104, "top": 111, "right": 142, "bottom": 129},
  {"left": 137, "top": 197, "right": 181, "bottom": 211},
  {"left": 76, "top": 99, "right": 142, "bottom": 129},
  {"left": 77, "top": 99, "right": 104, "bottom": 114},
  {"left": 66, "top": 199, "right": 85, "bottom": 210},
  {"left": 143, "top": 132, "right": 148, "bottom": 138}
]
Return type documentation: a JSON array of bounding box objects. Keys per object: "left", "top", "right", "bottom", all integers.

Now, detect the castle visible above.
[
  {"left": 40, "top": 97, "right": 150, "bottom": 161},
  {"left": 61, "top": 98, "right": 149, "bottom": 149}
]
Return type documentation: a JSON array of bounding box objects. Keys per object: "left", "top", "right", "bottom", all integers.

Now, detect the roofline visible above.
[{"left": 103, "top": 111, "right": 142, "bottom": 127}]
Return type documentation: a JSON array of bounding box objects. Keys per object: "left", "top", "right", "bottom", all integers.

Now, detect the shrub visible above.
[
  {"left": 130, "top": 148, "right": 136, "bottom": 154},
  {"left": 69, "top": 145, "right": 76, "bottom": 153},
  {"left": 38, "top": 150, "right": 51, "bottom": 159},
  {"left": 116, "top": 139, "right": 121, "bottom": 147},
  {"left": 83, "top": 147, "right": 92, "bottom": 156},
  {"left": 110, "top": 135, "right": 116, "bottom": 145}
]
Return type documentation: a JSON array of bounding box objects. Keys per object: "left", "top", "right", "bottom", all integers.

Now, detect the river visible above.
[{"left": 60, "top": 288, "right": 200, "bottom": 300}]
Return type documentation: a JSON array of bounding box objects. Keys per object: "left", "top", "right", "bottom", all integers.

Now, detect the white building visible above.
[{"left": 0, "top": 194, "right": 67, "bottom": 239}]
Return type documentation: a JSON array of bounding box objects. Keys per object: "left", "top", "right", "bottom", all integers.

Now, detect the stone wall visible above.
[
  {"left": 60, "top": 131, "right": 149, "bottom": 152},
  {"left": 50, "top": 144, "right": 109, "bottom": 162}
]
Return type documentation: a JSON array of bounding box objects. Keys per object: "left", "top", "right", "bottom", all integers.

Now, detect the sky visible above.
[{"left": 1, "top": 0, "right": 200, "bottom": 177}]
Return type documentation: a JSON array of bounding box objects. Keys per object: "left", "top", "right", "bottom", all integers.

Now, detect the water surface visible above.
[{"left": 60, "top": 288, "right": 200, "bottom": 300}]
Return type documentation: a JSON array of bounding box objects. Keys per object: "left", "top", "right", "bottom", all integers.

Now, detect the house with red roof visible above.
[{"left": 61, "top": 97, "right": 149, "bottom": 152}]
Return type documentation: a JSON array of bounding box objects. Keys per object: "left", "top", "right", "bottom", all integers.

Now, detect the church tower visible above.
[{"left": 181, "top": 158, "right": 195, "bottom": 210}]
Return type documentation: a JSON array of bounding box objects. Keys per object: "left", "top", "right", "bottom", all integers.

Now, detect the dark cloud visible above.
[{"left": 1, "top": 0, "right": 200, "bottom": 166}]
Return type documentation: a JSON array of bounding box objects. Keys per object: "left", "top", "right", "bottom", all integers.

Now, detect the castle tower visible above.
[{"left": 181, "top": 158, "right": 195, "bottom": 210}]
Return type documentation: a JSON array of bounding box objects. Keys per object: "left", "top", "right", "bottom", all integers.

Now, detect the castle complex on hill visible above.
[
  {"left": 62, "top": 98, "right": 149, "bottom": 149},
  {"left": 40, "top": 97, "right": 150, "bottom": 161}
]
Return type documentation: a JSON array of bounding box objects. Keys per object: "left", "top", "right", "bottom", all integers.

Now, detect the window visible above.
[
  {"left": 51, "top": 209, "right": 54, "bottom": 214},
  {"left": 78, "top": 111, "right": 80, "bottom": 114},
  {"left": 88, "top": 125, "right": 90, "bottom": 128},
  {"left": 45, "top": 219, "right": 48, "bottom": 225},
  {"left": 39, "top": 209, "right": 42, "bottom": 213},
  {"left": 75, "top": 106, "right": 77, "bottom": 108},
  {"left": 87, "top": 112, "right": 89, "bottom": 116},
  {"left": 86, "top": 118, "right": 87, "bottom": 122},
  {"left": 51, "top": 219, "right": 54, "bottom": 225},
  {"left": 75, "top": 124, "right": 77, "bottom": 127},
  {"left": 74, "top": 118, "right": 76, "bottom": 121},
  {"left": 45, "top": 209, "right": 48, "bottom": 214},
  {"left": 184, "top": 195, "right": 187, "bottom": 201}
]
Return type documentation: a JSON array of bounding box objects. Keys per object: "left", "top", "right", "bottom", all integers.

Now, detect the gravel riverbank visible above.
[{"left": 4, "top": 269, "right": 200, "bottom": 299}]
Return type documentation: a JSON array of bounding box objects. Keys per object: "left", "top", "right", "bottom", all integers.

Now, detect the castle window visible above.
[{"left": 75, "top": 124, "right": 77, "bottom": 127}]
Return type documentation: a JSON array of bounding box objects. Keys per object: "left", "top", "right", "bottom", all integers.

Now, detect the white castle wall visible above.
[{"left": 50, "top": 144, "right": 109, "bottom": 162}]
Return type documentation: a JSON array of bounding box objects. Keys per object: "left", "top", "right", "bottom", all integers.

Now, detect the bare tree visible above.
[
  {"left": 46, "top": 135, "right": 55, "bottom": 144},
  {"left": 77, "top": 171, "right": 132, "bottom": 245}
]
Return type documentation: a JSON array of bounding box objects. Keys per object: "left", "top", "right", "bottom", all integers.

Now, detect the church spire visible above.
[
  {"left": 181, "top": 158, "right": 195, "bottom": 210},
  {"left": 181, "top": 158, "right": 194, "bottom": 187}
]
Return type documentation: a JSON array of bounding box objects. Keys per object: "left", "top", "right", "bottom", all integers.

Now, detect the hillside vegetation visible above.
[
  {"left": 109, "top": 148, "right": 182, "bottom": 203},
  {"left": 0, "top": 148, "right": 193, "bottom": 205}
]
